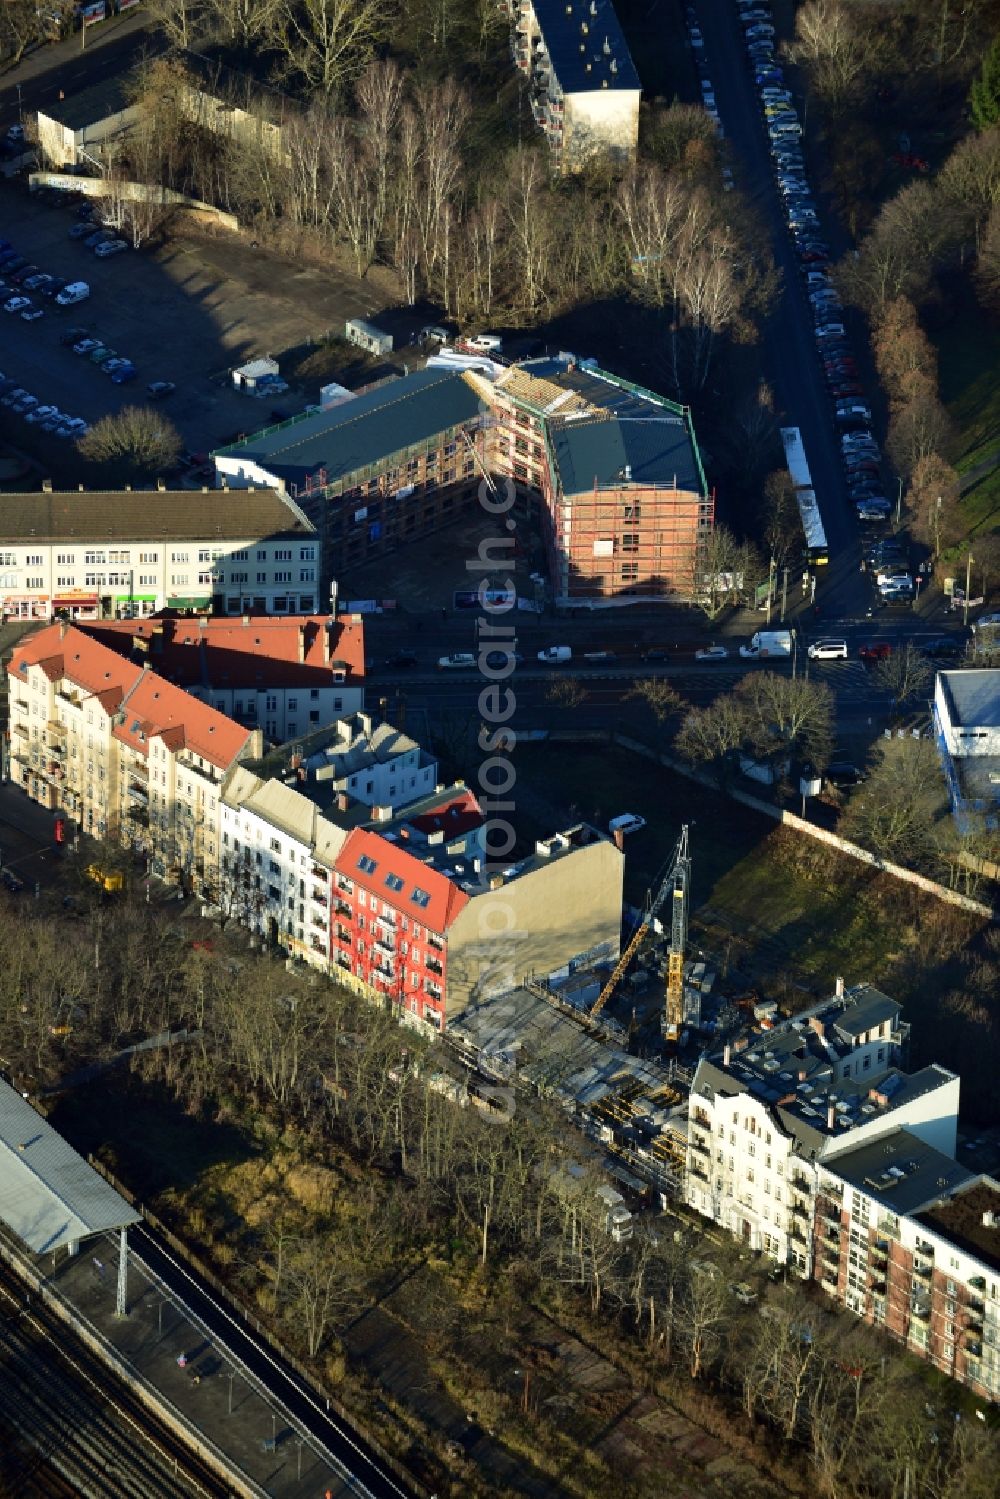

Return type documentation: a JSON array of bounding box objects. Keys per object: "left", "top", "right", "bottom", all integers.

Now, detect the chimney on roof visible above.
[
  {"left": 336, "top": 791, "right": 349, "bottom": 812},
  {"left": 157, "top": 478, "right": 166, "bottom": 492},
  {"left": 324, "top": 620, "right": 333, "bottom": 665},
  {"left": 42, "top": 478, "right": 52, "bottom": 493},
  {"left": 798, "top": 1068, "right": 808, "bottom": 1081},
  {"left": 298, "top": 624, "right": 306, "bottom": 663},
  {"left": 372, "top": 804, "right": 392, "bottom": 823},
  {"left": 612, "top": 828, "right": 625, "bottom": 853},
  {"left": 78, "top": 484, "right": 84, "bottom": 492},
  {"left": 835, "top": 976, "right": 845, "bottom": 998},
  {"left": 723, "top": 1042, "right": 731, "bottom": 1066},
  {"left": 59, "top": 619, "right": 69, "bottom": 641},
  {"left": 242, "top": 614, "right": 250, "bottom": 625},
  {"left": 827, "top": 1102, "right": 836, "bottom": 1130},
  {"left": 809, "top": 1016, "right": 825, "bottom": 1038}
]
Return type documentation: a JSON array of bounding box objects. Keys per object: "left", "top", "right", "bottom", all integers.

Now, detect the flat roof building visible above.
[
  {"left": 934, "top": 668, "right": 1000, "bottom": 828},
  {"left": 506, "top": 0, "right": 641, "bottom": 170}
]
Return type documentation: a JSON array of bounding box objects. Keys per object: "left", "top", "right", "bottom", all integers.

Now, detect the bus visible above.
[{"left": 780, "top": 425, "right": 829, "bottom": 566}]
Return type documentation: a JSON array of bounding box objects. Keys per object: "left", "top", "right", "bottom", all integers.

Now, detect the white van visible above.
[
  {"left": 55, "top": 281, "right": 90, "bottom": 306},
  {"left": 466, "top": 333, "right": 502, "bottom": 353},
  {"left": 537, "top": 645, "right": 572, "bottom": 663},
  {"left": 807, "top": 639, "right": 848, "bottom": 660}
]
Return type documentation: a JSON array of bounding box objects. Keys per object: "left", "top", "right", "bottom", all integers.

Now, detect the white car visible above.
[
  {"left": 437, "top": 653, "right": 476, "bottom": 669},
  {"left": 609, "top": 814, "right": 646, "bottom": 836},
  {"left": 695, "top": 644, "right": 729, "bottom": 662},
  {"left": 537, "top": 645, "right": 572, "bottom": 663},
  {"left": 4, "top": 295, "right": 29, "bottom": 314},
  {"left": 807, "top": 639, "right": 848, "bottom": 660},
  {"left": 24, "top": 404, "right": 59, "bottom": 425}
]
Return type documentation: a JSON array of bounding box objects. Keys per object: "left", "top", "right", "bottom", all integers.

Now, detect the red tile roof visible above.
[
  {"left": 335, "top": 828, "right": 470, "bottom": 935},
  {"left": 8, "top": 621, "right": 253, "bottom": 769},
  {"left": 80, "top": 615, "right": 366, "bottom": 689},
  {"left": 9, "top": 622, "right": 143, "bottom": 708},
  {"left": 403, "top": 787, "right": 483, "bottom": 838},
  {"left": 114, "top": 671, "right": 252, "bottom": 768}
]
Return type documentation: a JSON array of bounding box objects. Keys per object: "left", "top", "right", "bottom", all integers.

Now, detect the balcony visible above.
[
  {"left": 311, "top": 865, "right": 327, "bottom": 882},
  {"left": 427, "top": 935, "right": 444, "bottom": 952},
  {"left": 688, "top": 1163, "right": 709, "bottom": 1184},
  {"left": 913, "top": 1262, "right": 932, "bottom": 1281},
  {"left": 790, "top": 1226, "right": 808, "bottom": 1245},
  {"left": 791, "top": 1174, "right": 811, "bottom": 1194},
  {"left": 692, "top": 1109, "right": 711, "bottom": 1130},
  {"left": 334, "top": 925, "right": 351, "bottom": 945},
  {"left": 426, "top": 958, "right": 443, "bottom": 977},
  {"left": 790, "top": 1200, "right": 809, "bottom": 1218},
  {"left": 375, "top": 936, "right": 395, "bottom": 956},
  {"left": 311, "top": 888, "right": 328, "bottom": 907},
  {"left": 127, "top": 782, "right": 148, "bottom": 803},
  {"left": 910, "top": 1300, "right": 931, "bottom": 1322},
  {"left": 335, "top": 900, "right": 352, "bottom": 918},
  {"left": 871, "top": 1239, "right": 889, "bottom": 1260},
  {"left": 689, "top": 1134, "right": 709, "bottom": 1157}
]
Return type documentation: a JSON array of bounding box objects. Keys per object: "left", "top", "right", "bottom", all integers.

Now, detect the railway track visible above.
[{"left": 0, "top": 1255, "right": 235, "bottom": 1498}]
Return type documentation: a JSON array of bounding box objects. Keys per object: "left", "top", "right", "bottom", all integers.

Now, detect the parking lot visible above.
[{"left": 0, "top": 179, "right": 400, "bottom": 474}]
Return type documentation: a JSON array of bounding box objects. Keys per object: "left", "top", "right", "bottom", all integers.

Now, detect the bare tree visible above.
[
  {"left": 785, "top": 0, "right": 873, "bottom": 110},
  {"left": 144, "top": 0, "right": 208, "bottom": 50},
  {"left": 78, "top": 406, "right": 183, "bottom": 477},
  {"left": 269, "top": 0, "right": 387, "bottom": 96},
  {"left": 873, "top": 643, "right": 934, "bottom": 717},
  {"left": 838, "top": 738, "right": 942, "bottom": 867},
  {"left": 676, "top": 1265, "right": 729, "bottom": 1380},
  {"left": 902, "top": 453, "right": 962, "bottom": 558},
  {"left": 674, "top": 696, "right": 748, "bottom": 780},
  {"left": 886, "top": 395, "right": 955, "bottom": 480},
  {"left": 733, "top": 672, "right": 834, "bottom": 767},
  {"left": 546, "top": 677, "right": 588, "bottom": 711}
]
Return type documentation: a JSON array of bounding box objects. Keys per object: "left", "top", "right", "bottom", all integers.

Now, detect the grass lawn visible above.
[{"left": 935, "top": 288, "right": 1000, "bottom": 547}]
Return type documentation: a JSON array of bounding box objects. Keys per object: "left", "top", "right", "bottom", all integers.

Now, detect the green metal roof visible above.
[
  {"left": 552, "top": 415, "right": 702, "bottom": 495},
  {"left": 215, "top": 370, "right": 484, "bottom": 493}
]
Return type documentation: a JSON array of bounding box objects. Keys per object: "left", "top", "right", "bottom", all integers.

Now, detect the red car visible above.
[{"left": 859, "top": 642, "right": 892, "bottom": 663}]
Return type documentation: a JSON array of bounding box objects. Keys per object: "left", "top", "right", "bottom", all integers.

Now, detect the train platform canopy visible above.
[{"left": 0, "top": 1080, "right": 139, "bottom": 1254}]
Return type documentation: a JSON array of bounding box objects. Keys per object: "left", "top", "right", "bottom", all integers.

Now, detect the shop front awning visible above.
[
  {"left": 166, "top": 596, "right": 210, "bottom": 610},
  {"left": 53, "top": 596, "right": 98, "bottom": 609}
]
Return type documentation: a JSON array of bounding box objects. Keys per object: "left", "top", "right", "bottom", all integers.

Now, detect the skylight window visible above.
[
  {"left": 357, "top": 854, "right": 378, "bottom": 874},
  {"left": 411, "top": 887, "right": 431, "bottom": 908},
  {"left": 384, "top": 873, "right": 404, "bottom": 892}
]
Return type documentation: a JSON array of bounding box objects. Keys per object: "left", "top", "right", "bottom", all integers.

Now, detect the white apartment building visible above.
[
  {"left": 506, "top": 0, "right": 641, "bottom": 170},
  {"left": 8, "top": 623, "right": 260, "bottom": 887},
  {"left": 685, "top": 984, "right": 960, "bottom": 1276},
  {"left": 933, "top": 669, "right": 1000, "bottom": 828},
  {"left": 218, "top": 767, "right": 348, "bottom": 965},
  {"left": 816, "top": 1136, "right": 1000, "bottom": 1400},
  {"left": 250, "top": 713, "right": 439, "bottom": 811},
  {"left": 0, "top": 488, "right": 319, "bottom": 622}
]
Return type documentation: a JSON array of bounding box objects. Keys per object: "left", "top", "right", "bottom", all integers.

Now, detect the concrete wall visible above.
[
  {"left": 563, "top": 87, "right": 640, "bottom": 167},
  {"left": 36, "top": 105, "right": 142, "bottom": 169},
  {"left": 444, "top": 835, "right": 623, "bottom": 1021}
]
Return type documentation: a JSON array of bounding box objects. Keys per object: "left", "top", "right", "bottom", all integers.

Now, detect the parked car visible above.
[
  {"left": 146, "top": 381, "right": 175, "bottom": 399},
  {"left": 72, "top": 337, "right": 101, "bottom": 355},
  {"left": 825, "top": 762, "right": 867, "bottom": 788},
  {"left": 20, "top": 306, "right": 44, "bottom": 322},
  {"left": 608, "top": 814, "right": 647, "bottom": 836},
  {"left": 3, "top": 295, "right": 29, "bottom": 313},
  {"left": 437, "top": 653, "right": 476, "bottom": 669},
  {"left": 384, "top": 652, "right": 419, "bottom": 669},
  {"left": 859, "top": 642, "right": 892, "bottom": 663},
  {"left": 538, "top": 645, "right": 572, "bottom": 663},
  {"left": 94, "top": 239, "right": 128, "bottom": 258},
  {"left": 919, "top": 637, "right": 965, "bottom": 659},
  {"left": 695, "top": 644, "right": 729, "bottom": 662}
]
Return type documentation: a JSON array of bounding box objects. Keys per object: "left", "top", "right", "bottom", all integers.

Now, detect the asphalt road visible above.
[
  {"left": 129, "top": 1222, "right": 418, "bottom": 1499},
  {"left": 693, "top": 0, "right": 869, "bottom": 619},
  {"left": 0, "top": 15, "right": 160, "bottom": 137}
]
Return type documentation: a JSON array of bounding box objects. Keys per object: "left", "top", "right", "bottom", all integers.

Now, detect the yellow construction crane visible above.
[
  {"left": 590, "top": 825, "right": 691, "bottom": 1026},
  {"left": 664, "top": 824, "right": 691, "bottom": 1044}
]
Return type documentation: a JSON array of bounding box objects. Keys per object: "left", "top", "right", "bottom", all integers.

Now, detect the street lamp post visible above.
[{"left": 964, "top": 552, "right": 974, "bottom": 629}]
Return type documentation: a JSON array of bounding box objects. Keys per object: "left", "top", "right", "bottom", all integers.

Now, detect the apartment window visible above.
[
  {"left": 266, "top": 695, "right": 277, "bottom": 712},
  {"left": 385, "top": 873, "right": 404, "bottom": 892},
  {"left": 621, "top": 562, "right": 639, "bottom": 580},
  {"left": 198, "top": 572, "right": 212, "bottom": 585},
  {"left": 287, "top": 698, "right": 297, "bottom": 711},
  {"left": 624, "top": 503, "right": 641, "bottom": 520},
  {"left": 26, "top": 577, "right": 43, "bottom": 589},
  {"left": 357, "top": 855, "right": 378, "bottom": 874},
  {"left": 139, "top": 551, "right": 158, "bottom": 564},
  {"left": 274, "top": 571, "right": 292, "bottom": 583},
  {"left": 139, "top": 574, "right": 156, "bottom": 587},
  {"left": 621, "top": 533, "right": 639, "bottom": 552},
  {"left": 270, "top": 837, "right": 281, "bottom": 852},
  {"left": 56, "top": 576, "right": 74, "bottom": 588},
  {"left": 299, "top": 546, "right": 315, "bottom": 560},
  {"left": 299, "top": 569, "right": 315, "bottom": 583},
  {"left": 85, "top": 551, "right": 106, "bottom": 565},
  {"left": 56, "top": 553, "right": 75, "bottom": 565},
  {"left": 270, "top": 860, "right": 280, "bottom": 875},
  {"left": 274, "top": 548, "right": 292, "bottom": 561},
  {"left": 257, "top": 572, "right": 267, "bottom": 584},
  {"left": 171, "top": 551, "right": 189, "bottom": 563},
  {"left": 198, "top": 549, "right": 211, "bottom": 563},
  {"left": 411, "top": 887, "right": 431, "bottom": 909}
]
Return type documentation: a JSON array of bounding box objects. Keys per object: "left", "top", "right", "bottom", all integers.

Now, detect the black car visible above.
[
  {"left": 640, "top": 647, "right": 671, "bottom": 662},
  {"left": 919, "top": 636, "right": 965, "bottom": 660},
  {"left": 384, "top": 652, "right": 419, "bottom": 669},
  {"left": 59, "top": 325, "right": 90, "bottom": 346},
  {"left": 825, "top": 762, "right": 867, "bottom": 787}
]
